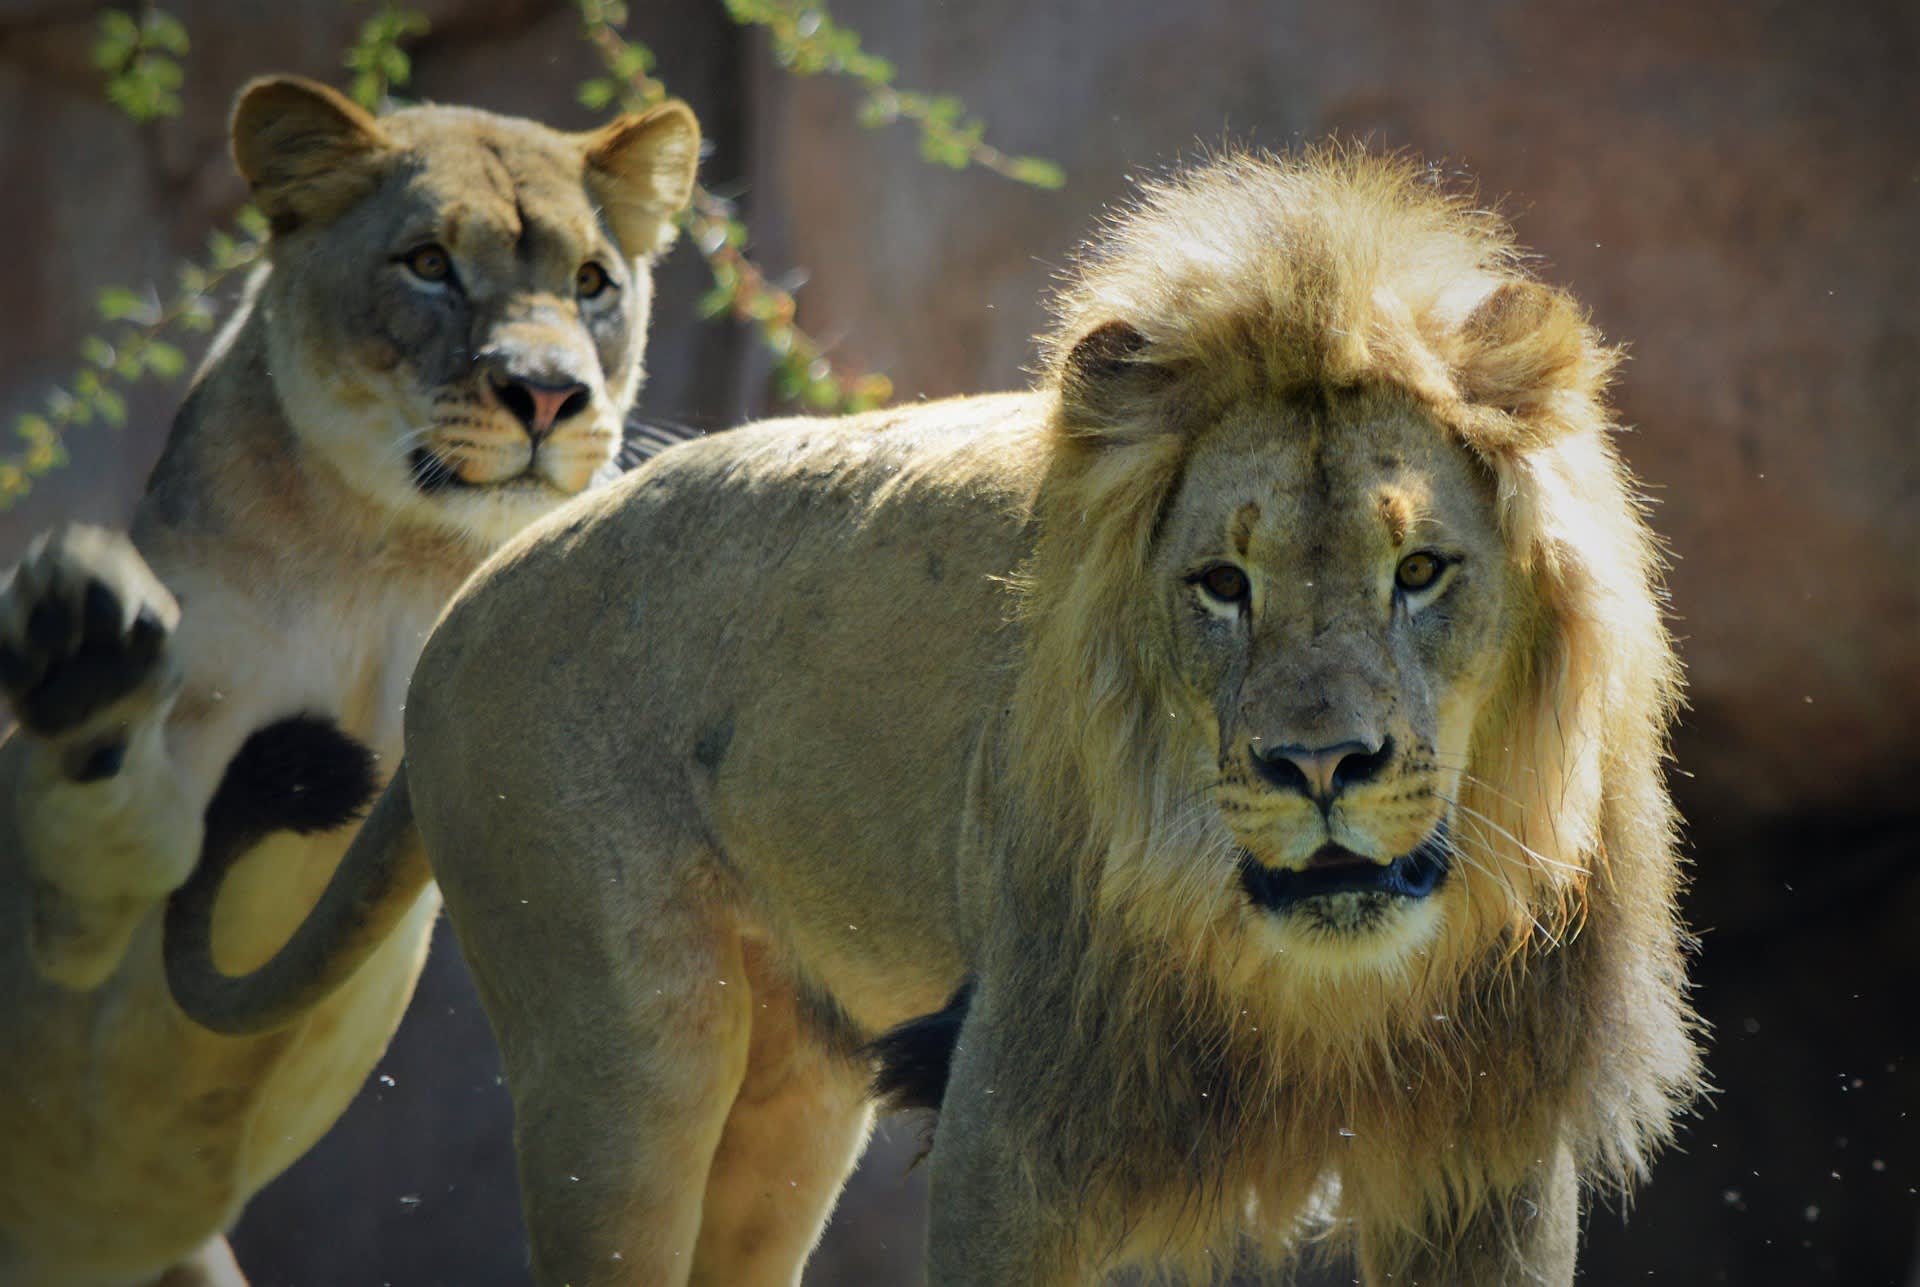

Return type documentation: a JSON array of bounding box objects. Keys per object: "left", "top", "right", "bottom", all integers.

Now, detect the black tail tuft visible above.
[
  {"left": 868, "top": 979, "right": 974, "bottom": 1112},
  {"left": 205, "top": 714, "right": 380, "bottom": 843}
]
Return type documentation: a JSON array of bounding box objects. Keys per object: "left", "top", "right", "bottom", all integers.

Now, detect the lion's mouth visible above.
[
  {"left": 409, "top": 448, "right": 556, "bottom": 495},
  {"left": 1237, "top": 825, "right": 1451, "bottom": 913}
]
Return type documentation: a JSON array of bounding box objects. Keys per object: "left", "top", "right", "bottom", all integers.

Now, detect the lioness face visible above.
[
  {"left": 1159, "top": 384, "right": 1509, "bottom": 968},
  {"left": 237, "top": 82, "right": 698, "bottom": 547}
]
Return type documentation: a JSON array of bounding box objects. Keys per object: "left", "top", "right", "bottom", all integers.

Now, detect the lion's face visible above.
[
  {"left": 233, "top": 79, "right": 698, "bottom": 546},
  {"left": 1155, "top": 385, "right": 1510, "bottom": 969}
]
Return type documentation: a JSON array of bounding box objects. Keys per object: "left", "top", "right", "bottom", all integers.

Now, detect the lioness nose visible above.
[
  {"left": 490, "top": 372, "right": 591, "bottom": 440},
  {"left": 1250, "top": 737, "right": 1393, "bottom": 803}
]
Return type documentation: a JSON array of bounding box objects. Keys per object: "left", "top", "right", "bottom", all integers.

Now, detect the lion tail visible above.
[
  {"left": 164, "top": 715, "right": 427, "bottom": 1036},
  {"left": 869, "top": 979, "right": 974, "bottom": 1112}
]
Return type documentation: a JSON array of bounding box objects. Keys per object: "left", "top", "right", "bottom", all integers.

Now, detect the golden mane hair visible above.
[{"left": 978, "top": 149, "right": 1699, "bottom": 1266}]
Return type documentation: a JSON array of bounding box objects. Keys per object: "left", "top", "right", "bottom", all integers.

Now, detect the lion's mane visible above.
[{"left": 982, "top": 148, "right": 1699, "bottom": 1263}]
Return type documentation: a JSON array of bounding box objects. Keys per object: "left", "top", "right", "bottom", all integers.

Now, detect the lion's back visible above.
[{"left": 408, "top": 392, "right": 1049, "bottom": 1022}]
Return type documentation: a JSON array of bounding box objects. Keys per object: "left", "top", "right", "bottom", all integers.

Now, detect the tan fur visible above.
[
  {"left": 0, "top": 77, "right": 697, "bottom": 1286},
  {"left": 196, "top": 149, "right": 1699, "bottom": 1285}
]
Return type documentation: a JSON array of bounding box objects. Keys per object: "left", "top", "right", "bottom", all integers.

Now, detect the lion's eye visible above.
[
  {"left": 1194, "top": 563, "right": 1251, "bottom": 607},
  {"left": 576, "top": 262, "right": 611, "bottom": 299},
  {"left": 402, "top": 243, "right": 454, "bottom": 284},
  {"left": 1395, "top": 551, "right": 1445, "bottom": 593}
]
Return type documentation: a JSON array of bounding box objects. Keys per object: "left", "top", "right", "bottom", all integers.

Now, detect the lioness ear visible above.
[
  {"left": 1055, "top": 320, "right": 1176, "bottom": 443},
  {"left": 231, "top": 76, "right": 392, "bottom": 235},
  {"left": 584, "top": 100, "right": 701, "bottom": 259}
]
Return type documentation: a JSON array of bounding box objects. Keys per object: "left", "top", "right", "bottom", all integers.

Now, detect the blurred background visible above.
[{"left": 1, "top": 0, "right": 1914, "bottom": 1282}]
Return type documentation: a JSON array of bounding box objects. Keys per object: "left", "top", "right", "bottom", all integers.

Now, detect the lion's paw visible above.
[{"left": 0, "top": 525, "right": 180, "bottom": 759}]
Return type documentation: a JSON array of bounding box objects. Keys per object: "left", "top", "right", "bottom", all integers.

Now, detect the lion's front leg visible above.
[
  {"left": 0, "top": 524, "right": 199, "bottom": 989},
  {"left": 924, "top": 985, "right": 1085, "bottom": 1287},
  {"left": 1355, "top": 1143, "right": 1579, "bottom": 1287}
]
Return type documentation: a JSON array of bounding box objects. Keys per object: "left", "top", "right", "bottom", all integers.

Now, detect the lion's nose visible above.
[
  {"left": 489, "top": 372, "right": 591, "bottom": 441},
  {"left": 1250, "top": 736, "right": 1393, "bottom": 804}
]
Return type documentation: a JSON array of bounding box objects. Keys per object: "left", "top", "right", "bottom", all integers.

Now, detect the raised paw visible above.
[{"left": 0, "top": 524, "right": 180, "bottom": 745}]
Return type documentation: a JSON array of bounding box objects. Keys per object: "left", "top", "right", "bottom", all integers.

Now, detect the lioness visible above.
[
  {"left": 0, "top": 77, "right": 697, "bottom": 1286},
  {"left": 169, "top": 150, "right": 1700, "bottom": 1285}
]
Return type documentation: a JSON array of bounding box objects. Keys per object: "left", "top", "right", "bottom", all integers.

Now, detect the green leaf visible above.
[
  {"left": 148, "top": 58, "right": 185, "bottom": 91},
  {"left": 97, "top": 11, "right": 139, "bottom": 43},
  {"left": 145, "top": 10, "right": 191, "bottom": 55},
  {"left": 25, "top": 436, "right": 68, "bottom": 472},
  {"left": 803, "top": 375, "right": 841, "bottom": 409},
  {"left": 145, "top": 341, "right": 187, "bottom": 379},
  {"left": 96, "top": 286, "right": 147, "bottom": 322},
  {"left": 92, "top": 12, "right": 139, "bottom": 69},
  {"left": 95, "top": 387, "right": 128, "bottom": 427},
  {"left": 1007, "top": 156, "right": 1066, "bottom": 190},
  {"left": 577, "top": 78, "right": 617, "bottom": 111}
]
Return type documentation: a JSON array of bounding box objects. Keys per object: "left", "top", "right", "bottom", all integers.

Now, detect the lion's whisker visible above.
[{"left": 1441, "top": 795, "right": 1583, "bottom": 875}]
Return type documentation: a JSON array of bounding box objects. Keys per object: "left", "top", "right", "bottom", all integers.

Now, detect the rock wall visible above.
[{"left": 2, "top": 0, "right": 1914, "bottom": 1282}]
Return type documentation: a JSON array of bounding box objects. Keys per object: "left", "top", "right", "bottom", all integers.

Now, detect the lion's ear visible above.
[
  {"left": 1055, "top": 320, "right": 1176, "bottom": 443},
  {"left": 231, "top": 76, "right": 392, "bottom": 235},
  {"left": 1453, "top": 281, "right": 1614, "bottom": 429},
  {"left": 584, "top": 100, "right": 701, "bottom": 259}
]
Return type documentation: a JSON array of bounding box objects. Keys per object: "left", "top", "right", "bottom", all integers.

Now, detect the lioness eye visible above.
[
  {"left": 402, "top": 244, "right": 453, "bottom": 284},
  {"left": 1195, "top": 563, "right": 1251, "bottom": 606},
  {"left": 576, "top": 262, "right": 611, "bottom": 299},
  {"left": 1395, "top": 551, "right": 1444, "bottom": 593}
]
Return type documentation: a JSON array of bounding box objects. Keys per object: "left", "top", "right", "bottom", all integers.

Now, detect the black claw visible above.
[
  {"left": 71, "top": 739, "right": 129, "bottom": 783},
  {"left": 0, "top": 642, "right": 37, "bottom": 693},
  {"left": 126, "top": 606, "right": 168, "bottom": 664},
  {"left": 27, "top": 593, "right": 75, "bottom": 655},
  {"left": 82, "top": 577, "right": 122, "bottom": 640}
]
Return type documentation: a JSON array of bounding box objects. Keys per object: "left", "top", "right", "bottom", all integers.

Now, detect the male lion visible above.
[
  {"left": 0, "top": 77, "right": 697, "bottom": 1286},
  {"left": 169, "top": 149, "right": 1701, "bottom": 1285}
]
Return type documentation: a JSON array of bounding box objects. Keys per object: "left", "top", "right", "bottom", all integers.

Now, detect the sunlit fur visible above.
[
  {"left": 241, "top": 79, "right": 698, "bottom": 548},
  {"left": 0, "top": 78, "right": 699, "bottom": 1287},
  {"left": 193, "top": 147, "right": 1704, "bottom": 1286},
  {"left": 982, "top": 148, "right": 1700, "bottom": 1273}
]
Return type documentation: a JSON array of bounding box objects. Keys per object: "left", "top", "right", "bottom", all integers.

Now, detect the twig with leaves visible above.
[
  {"left": 722, "top": 0, "right": 1064, "bottom": 189},
  {"left": 1, "top": 214, "right": 266, "bottom": 509},
  {"left": 4, "top": 0, "right": 1066, "bottom": 506},
  {"left": 91, "top": 4, "right": 190, "bottom": 123},
  {"left": 579, "top": 2, "right": 897, "bottom": 412},
  {"left": 346, "top": 3, "right": 432, "bottom": 110}
]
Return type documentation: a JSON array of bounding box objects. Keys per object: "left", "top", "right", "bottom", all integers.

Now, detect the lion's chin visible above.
[
  {"left": 1234, "top": 826, "right": 1452, "bottom": 969},
  {"left": 397, "top": 450, "right": 587, "bottom": 548}
]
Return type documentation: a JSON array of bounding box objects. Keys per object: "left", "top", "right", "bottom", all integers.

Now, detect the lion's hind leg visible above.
[
  {"left": 688, "top": 943, "right": 875, "bottom": 1287},
  {"left": 438, "top": 828, "right": 753, "bottom": 1287}
]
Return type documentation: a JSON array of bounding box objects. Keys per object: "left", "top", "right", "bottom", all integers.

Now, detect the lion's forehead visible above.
[
  {"left": 373, "top": 122, "right": 604, "bottom": 263},
  {"left": 1173, "top": 394, "right": 1497, "bottom": 563}
]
